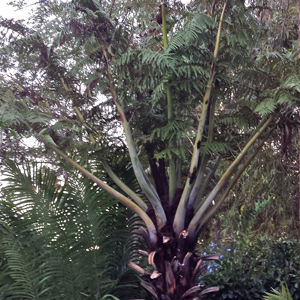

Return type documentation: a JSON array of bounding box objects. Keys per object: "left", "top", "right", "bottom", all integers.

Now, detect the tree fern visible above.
[{"left": 1, "top": 1, "right": 300, "bottom": 299}]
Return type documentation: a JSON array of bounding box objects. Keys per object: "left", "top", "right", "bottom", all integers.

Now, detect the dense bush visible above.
[{"left": 202, "top": 236, "right": 300, "bottom": 300}]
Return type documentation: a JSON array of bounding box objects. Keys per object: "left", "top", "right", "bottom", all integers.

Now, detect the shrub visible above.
[{"left": 202, "top": 236, "right": 300, "bottom": 300}]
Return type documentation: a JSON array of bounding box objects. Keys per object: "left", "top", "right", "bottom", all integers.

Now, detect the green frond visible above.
[
  {"left": 223, "top": 5, "right": 258, "bottom": 50},
  {"left": 254, "top": 98, "right": 277, "bottom": 115},
  {"left": 224, "top": 27, "right": 251, "bottom": 47},
  {"left": 236, "top": 66, "right": 268, "bottom": 86},
  {"left": 139, "top": 49, "right": 175, "bottom": 69},
  {"left": 264, "top": 51, "right": 289, "bottom": 62},
  {"left": 219, "top": 116, "right": 249, "bottom": 127},
  {"left": 153, "top": 145, "right": 186, "bottom": 160},
  {"left": 0, "top": 87, "right": 53, "bottom": 128},
  {"left": 281, "top": 73, "right": 300, "bottom": 93},
  {"left": 0, "top": 232, "right": 53, "bottom": 300},
  {"left": 167, "top": 12, "right": 216, "bottom": 53},
  {"left": 0, "top": 159, "right": 141, "bottom": 300},
  {"left": 175, "top": 64, "right": 208, "bottom": 79},
  {"left": 150, "top": 75, "right": 171, "bottom": 102},
  {"left": 275, "top": 90, "right": 297, "bottom": 105},
  {"left": 150, "top": 119, "right": 188, "bottom": 142},
  {"left": 200, "top": 141, "right": 231, "bottom": 155}
]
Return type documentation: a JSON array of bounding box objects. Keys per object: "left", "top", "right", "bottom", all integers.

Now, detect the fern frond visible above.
[
  {"left": 150, "top": 119, "right": 188, "bottom": 142},
  {"left": 281, "top": 73, "right": 300, "bottom": 93},
  {"left": 275, "top": 90, "right": 297, "bottom": 105},
  {"left": 167, "top": 12, "right": 216, "bottom": 53},
  {"left": 254, "top": 98, "right": 277, "bottom": 115},
  {"left": 200, "top": 141, "right": 231, "bottom": 155},
  {"left": 0, "top": 159, "right": 141, "bottom": 299}
]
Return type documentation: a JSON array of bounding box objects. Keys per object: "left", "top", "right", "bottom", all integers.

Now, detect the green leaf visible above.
[
  {"left": 263, "top": 282, "right": 293, "bottom": 300},
  {"left": 254, "top": 98, "right": 276, "bottom": 115},
  {"left": 42, "top": 134, "right": 58, "bottom": 147}
]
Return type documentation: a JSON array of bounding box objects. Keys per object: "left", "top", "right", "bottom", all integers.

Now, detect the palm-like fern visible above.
[{"left": 0, "top": 159, "right": 141, "bottom": 300}]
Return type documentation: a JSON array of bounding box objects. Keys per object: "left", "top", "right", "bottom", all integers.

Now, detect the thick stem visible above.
[
  {"left": 196, "top": 136, "right": 270, "bottom": 234},
  {"left": 193, "top": 155, "right": 221, "bottom": 211},
  {"left": 187, "top": 115, "right": 273, "bottom": 241},
  {"left": 187, "top": 154, "right": 210, "bottom": 213},
  {"left": 102, "top": 161, "right": 148, "bottom": 211},
  {"left": 162, "top": 4, "right": 177, "bottom": 205},
  {"left": 146, "top": 144, "right": 169, "bottom": 201},
  {"left": 208, "top": 96, "right": 216, "bottom": 144},
  {"left": 175, "top": 156, "right": 182, "bottom": 192},
  {"left": 173, "top": 1, "right": 228, "bottom": 236},
  {"left": 71, "top": 104, "right": 149, "bottom": 211},
  {"left": 43, "top": 140, "right": 158, "bottom": 246},
  {"left": 102, "top": 48, "right": 167, "bottom": 229},
  {"left": 168, "top": 147, "right": 176, "bottom": 206}
]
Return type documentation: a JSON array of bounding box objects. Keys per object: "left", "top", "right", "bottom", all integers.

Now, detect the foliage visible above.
[
  {"left": 217, "top": 141, "right": 299, "bottom": 239},
  {"left": 207, "top": 0, "right": 300, "bottom": 241},
  {"left": 263, "top": 282, "right": 293, "bottom": 300},
  {"left": 201, "top": 236, "right": 300, "bottom": 300},
  {"left": 201, "top": 194, "right": 300, "bottom": 299},
  {"left": 0, "top": 159, "right": 143, "bottom": 300}
]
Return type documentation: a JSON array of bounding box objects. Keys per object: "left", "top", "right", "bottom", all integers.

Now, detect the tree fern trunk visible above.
[{"left": 131, "top": 201, "right": 219, "bottom": 300}]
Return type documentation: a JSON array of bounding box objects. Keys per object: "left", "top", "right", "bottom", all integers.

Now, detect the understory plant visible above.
[
  {"left": 201, "top": 199, "right": 300, "bottom": 300},
  {"left": 201, "top": 236, "right": 300, "bottom": 300}
]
